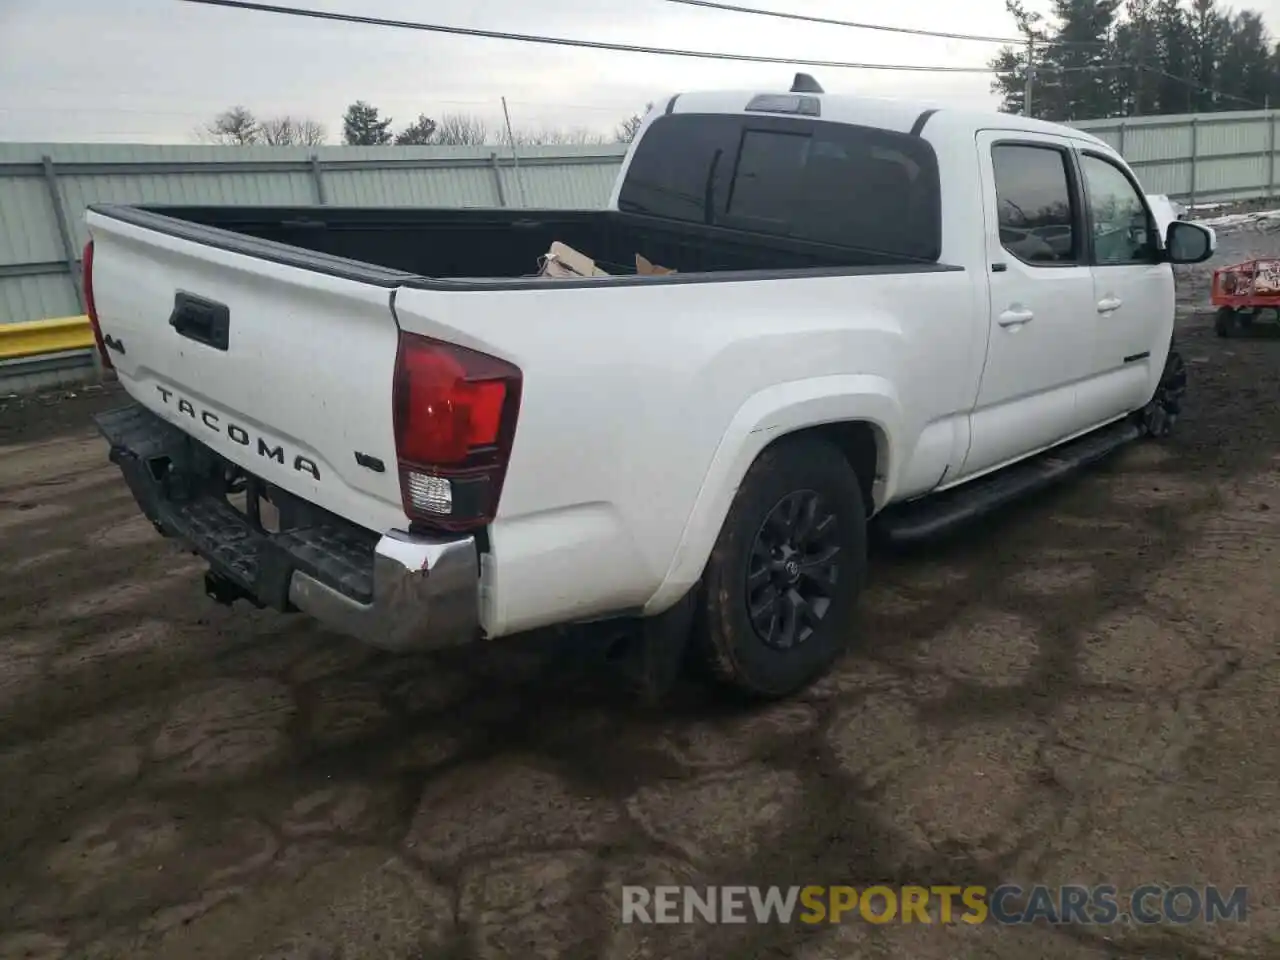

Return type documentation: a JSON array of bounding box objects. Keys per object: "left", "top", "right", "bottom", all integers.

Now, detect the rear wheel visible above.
[{"left": 695, "top": 436, "right": 866, "bottom": 699}]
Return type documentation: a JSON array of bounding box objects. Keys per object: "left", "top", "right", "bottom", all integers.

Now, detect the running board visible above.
[{"left": 874, "top": 420, "right": 1143, "bottom": 546}]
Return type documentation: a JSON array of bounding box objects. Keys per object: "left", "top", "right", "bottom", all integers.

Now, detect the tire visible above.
[
  {"left": 694, "top": 436, "right": 867, "bottom": 699},
  {"left": 1215, "top": 306, "right": 1237, "bottom": 338},
  {"left": 1140, "top": 337, "right": 1187, "bottom": 439}
]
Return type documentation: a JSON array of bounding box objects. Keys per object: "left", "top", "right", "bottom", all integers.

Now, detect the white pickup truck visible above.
[{"left": 86, "top": 76, "right": 1214, "bottom": 699}]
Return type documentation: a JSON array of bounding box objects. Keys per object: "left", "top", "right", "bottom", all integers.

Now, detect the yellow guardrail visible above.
[{"left": 0, "top": 315, "right": 94, "bottom": 361}]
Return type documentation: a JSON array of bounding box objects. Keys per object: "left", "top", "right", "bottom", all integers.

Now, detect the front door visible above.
[
  {"left": 960, "top": 132, "right": 1098, "bottom": 480},
  {"left": 1076, "top": 149, "right": 1174, "bottom": 423}
]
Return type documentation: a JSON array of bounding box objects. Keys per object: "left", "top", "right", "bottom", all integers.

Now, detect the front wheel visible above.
[
  {"left": 1140, "top": 338, "right": 1187, "bottom": 439},
  {"left": 694, "top": 436, "right": 867, "bottom": 699}
]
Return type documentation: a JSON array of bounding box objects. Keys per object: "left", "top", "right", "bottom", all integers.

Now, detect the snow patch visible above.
[{"left": 1193, "top": 208, "right": 1280, "bottom": 229}]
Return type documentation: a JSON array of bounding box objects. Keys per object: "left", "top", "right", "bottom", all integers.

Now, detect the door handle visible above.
[
  {"left": 169, "top": 291, "right": 230, "bottom": 351},
  {"left": 998, "top": 307, "right": 1035, "bottom": 327},
  {"left": 1097, "top": 297, "right": 1123, "bottom": 313}
]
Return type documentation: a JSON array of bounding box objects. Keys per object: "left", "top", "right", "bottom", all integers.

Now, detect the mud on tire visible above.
[
  {"left": 1141, "top": 336, "right": 1187, "bottom": 439},
  {"left": 694, "top": 436, "right": 867, "bottom": 699}
]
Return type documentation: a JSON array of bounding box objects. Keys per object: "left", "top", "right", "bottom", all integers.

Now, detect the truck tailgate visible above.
[{"left": 86, "top": 208, "right": 410, "bottom": 535}]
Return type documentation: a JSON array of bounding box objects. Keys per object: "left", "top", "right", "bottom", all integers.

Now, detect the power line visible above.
[
  {"left": 657, "top": 0, "right": 1023, "bottom": 45},
  {"left": 1030, "top": 61, "right": 1262, "bottom": 109},
  {"left": 134, "top": 1, "right": 1280, "bottom": 117},
  {"left": 1142, "top": 64, "right": 1262, "bottom": 108},
  {"left": 175, "top": 0, "right": 997, "bottom": 73},
  {"left": 657, "top": 0, "right": 1110, "bottom": 48}
]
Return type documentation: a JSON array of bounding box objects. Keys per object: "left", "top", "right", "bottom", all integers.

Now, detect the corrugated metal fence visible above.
[
  {"left": 2, "top": 111, "right": 1278, "bottom": 394},
  {"left": 0, "top": 141, "right": 628, "bottom": 328},
  {"left": 1072, "top": 109, "right": 1280, "bottom": 207},
  {"left": 4, "top": 112, "right": 1275, "bottom": 332}
]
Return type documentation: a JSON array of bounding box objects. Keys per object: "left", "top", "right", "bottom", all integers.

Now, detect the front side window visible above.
[
  {"left": 1079, "top": 154, "right": 1158, "bottom": 264},
  {"left": 991, "top": 144, "right": 1078, "bottom": 265}
]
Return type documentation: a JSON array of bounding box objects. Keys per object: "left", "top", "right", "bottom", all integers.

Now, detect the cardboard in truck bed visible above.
[
  {"left": 634, "top": 253, "right": 676, "bottom": 275},
  {"left": 538, "top": 241, "right": 609, "bottom": 279},
  {"left": 536, "top": 241, "right": 676, "bottom": 279}
]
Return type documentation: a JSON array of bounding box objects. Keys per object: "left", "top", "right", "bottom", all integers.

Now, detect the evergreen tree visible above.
[
  {"left": 395, "top": 114, "right": 438, "bottom": 145},
  {"left": 1153, "top": 0, "right": 1196, "bottom": 113},
  {"left": 1113, "top": 0, "right": 1159, "bottom": 115},
  {"left": 1188, "top": 0, "right": 1226, "bottom": 111},
  {"left": 1051, "top": 0, "right": 1122, "bottom": 120},
  {"left": 991, "top": 45, "right": 1031, "bottom": 115},
  {"left": 992, "top": 0, "right": 1274, "bottom": 119},
  {"left": 1217, "top": 12, "right": 1272, "bottom": 109},
  {"left": 342, "top": 101, "right": 394, "bottom": 146},
  {"left": 990, "top": 0, "right": 1044, "bottom": 115}
]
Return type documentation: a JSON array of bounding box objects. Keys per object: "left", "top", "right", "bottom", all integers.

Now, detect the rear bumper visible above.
[
  {"left": 287, "top": 531, "right": 479, "bottom": 652},
  {"left": 94, "top": 403, "right": 480, "bottom": 652}
]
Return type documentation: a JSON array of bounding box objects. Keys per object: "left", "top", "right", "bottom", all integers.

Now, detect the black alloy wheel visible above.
[
  {"left": 694, "top": 436, "right": 867, "bottom": 699},
  {"left": 746, "top": 490, "right": 841, "bottom": 650}
]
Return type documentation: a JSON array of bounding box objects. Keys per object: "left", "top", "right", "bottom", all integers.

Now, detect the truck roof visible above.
[{"left": 666, "top": 87, "right": 1112, "bottom": 150}]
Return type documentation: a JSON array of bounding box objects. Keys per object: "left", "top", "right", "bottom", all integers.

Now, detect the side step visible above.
[{"left": 874, "top": 419, "right": 1143, "bottom": 546}]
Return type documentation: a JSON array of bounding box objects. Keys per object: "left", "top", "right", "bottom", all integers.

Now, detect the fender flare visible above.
[{"left": 643, "top": 374, "right": 903, "bottom": 614}]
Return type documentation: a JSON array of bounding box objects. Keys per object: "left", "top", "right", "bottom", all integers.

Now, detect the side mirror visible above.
[{"left": 1165, "top": 220, "right": 1216, "bottom": 264}]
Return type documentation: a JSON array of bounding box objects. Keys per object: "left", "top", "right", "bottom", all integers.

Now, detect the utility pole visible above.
[
  {"left": 501, "top": 96, "right": 528, "bottom": 208},
  {"left": 1024, "top": 34, "right": 1036, "bottom": 118}
]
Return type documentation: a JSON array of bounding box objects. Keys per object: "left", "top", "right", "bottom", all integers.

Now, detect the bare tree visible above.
[
  {"left": 432, "top": 112, "right": 490, "bottom": 145},
  {"left": 205, "top": 105, "right": 261, "bottom": 145},
  {"left": 616, "top": 102, "right": 654, "bottom": 144},
  {"left": 297, "top": 118, "right": 327, "bottom": 146},
  {"left": 395, "top": 113, "right": 438, "bottom": 145},
  {"left": 508, "top": 126, "right": 610, "bottom": 146},
  {"left": 259, "top": 115, "right": 328, "bottom": 146}
]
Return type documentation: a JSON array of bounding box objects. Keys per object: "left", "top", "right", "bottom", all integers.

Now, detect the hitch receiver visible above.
[{"left": 204, "top": 570, "right": 262, "bottom": 608}]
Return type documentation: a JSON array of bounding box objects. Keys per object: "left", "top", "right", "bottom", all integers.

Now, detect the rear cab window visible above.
[{"left": 617, "top": 113, "right": 942, "bottom": 262}]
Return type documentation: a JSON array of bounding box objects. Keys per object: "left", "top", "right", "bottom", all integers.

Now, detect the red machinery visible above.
[{"left": 1210, "top": 258, "right": 1280, "bottom": 336}]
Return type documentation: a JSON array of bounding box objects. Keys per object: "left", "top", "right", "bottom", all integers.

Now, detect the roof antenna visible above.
[{"left": 791, "top": 72, "right": 824, "bottom": 94}]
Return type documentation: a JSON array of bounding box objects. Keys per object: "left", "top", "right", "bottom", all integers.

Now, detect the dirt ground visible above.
[{"left": 3, "top": 229, "right": 1280, "bottom": 960}]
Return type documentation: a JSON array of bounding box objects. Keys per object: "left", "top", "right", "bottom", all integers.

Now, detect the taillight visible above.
[
  {"left": 392, "top": 332, "right": 522, "bottom": 533},
  {"left": 82, "top": 240, "right": 113, "bottom": 371}
]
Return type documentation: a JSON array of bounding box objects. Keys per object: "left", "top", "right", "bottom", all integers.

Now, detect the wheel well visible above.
[{"left": 766, "top": 421, "right": 882, "bottom": 514}]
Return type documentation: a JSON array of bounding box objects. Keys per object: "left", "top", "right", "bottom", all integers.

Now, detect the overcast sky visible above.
[{"left": 1, "top": 0, "right": 1277, "bottom": 144}]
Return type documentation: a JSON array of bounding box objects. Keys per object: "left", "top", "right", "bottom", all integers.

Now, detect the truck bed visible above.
[{"left": 112, "top": 204, "right": 935, "bottom": 282}]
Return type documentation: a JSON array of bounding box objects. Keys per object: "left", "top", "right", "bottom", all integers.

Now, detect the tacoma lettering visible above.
[{"left": 154, "top": 385, "right": 321, "bottom": 480}]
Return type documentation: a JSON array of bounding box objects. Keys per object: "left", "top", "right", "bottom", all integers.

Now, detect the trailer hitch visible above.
[{"left": 204, "top": 570, "right": 262, "bottom": 608}]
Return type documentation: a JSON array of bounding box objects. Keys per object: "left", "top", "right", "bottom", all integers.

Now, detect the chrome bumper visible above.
[
  {"left": 94, "top": 402, "right": 481, "bottom": 654},
  {"left": 288, "top": 530, "right": 480, "bottom": 652}
]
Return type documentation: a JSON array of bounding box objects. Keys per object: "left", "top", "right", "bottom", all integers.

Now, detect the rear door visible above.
[
  {"left": 86, "top": 207, "right": 410, "bottom": 535},
  {"left": 960, "top": 132, "right": 1098, "bottom": 480},
  {"left": 1075, "top": 148, "right": 1174, "bottom": 421}
]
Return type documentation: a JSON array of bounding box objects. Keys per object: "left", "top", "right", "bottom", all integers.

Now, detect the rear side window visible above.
[
  {"left": 617, "top": 113, "right": 941, "bottom": 261},
  {"left": 991, "top": 144, "right": 1079, "bottom": 265}
]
